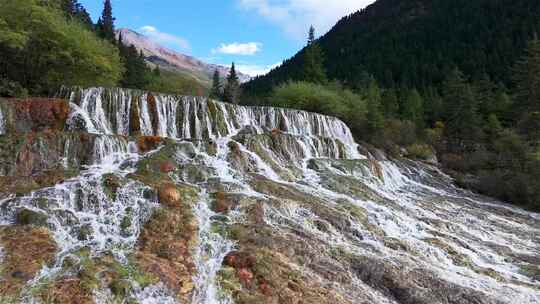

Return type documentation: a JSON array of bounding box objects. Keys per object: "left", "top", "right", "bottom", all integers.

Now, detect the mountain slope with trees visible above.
[
  {"left": 243, "top": 0, "right": 540, "bottom": 96},
  {"left": 242, "top": 0, "right": 540, "bottom": 211}
]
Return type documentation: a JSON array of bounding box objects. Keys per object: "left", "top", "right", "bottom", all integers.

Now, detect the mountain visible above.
[
  {"left": 242, "top": 0, "right": 540, "bottom": 96},
  {"left": 117, "top": 28, "right": 251, "bottom": 86},
  {"left": 0, "top": 88, "right": 538, "bottom": 303}
]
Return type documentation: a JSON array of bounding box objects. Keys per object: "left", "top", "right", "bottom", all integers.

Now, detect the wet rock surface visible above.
[{"left": 0, "top": 87, "right": 538, "bottom": 304}]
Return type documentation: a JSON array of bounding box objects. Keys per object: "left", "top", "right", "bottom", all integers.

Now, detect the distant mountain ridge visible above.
[{"left": 116, "top": 28, "right": 251, "bottom": 85}]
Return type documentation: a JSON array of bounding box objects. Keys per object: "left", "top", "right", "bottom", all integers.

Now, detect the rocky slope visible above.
[
  {"left": 0, "top": 88, "right": 538, "bottom": 303},
  {"left": 117, "top": 29, "right": 251, "bottom": 86}
]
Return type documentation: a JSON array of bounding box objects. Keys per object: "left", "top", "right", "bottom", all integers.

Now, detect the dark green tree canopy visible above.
[
  {"left": 210, "top": 69, "right": 222, "bottom": 100},
  {"left": 97, "top": 0, "right": 115, "bottom": 41},
  {"left": 223, "top": 63, "right": 240, "bottom": 104}
]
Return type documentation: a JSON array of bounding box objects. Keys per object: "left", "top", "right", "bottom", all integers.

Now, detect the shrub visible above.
[
  {"left": 406, "top": 143, "right": 435, "bottom": 161},
  {"left": 0, "top": 0, "right": 123, "bottom": 95}
]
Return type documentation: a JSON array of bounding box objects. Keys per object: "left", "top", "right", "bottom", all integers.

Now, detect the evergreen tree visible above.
[
  {"left": 512, "top": 37, "right": 540, "bottom": 114},
  {"left": 365, "top": 79, "right": 385, "bottom": 134},
  {"left": 60, "top": 0, "right": 92, "bottom": 27},
  {"left": 210, "top": 69, "right": 222, "bottom": 100},
  {"left": 401, "top": 88, "right": 425, "bottom": 128},
  {"left": 381, "top": 88, "right": 399, "bottom": 118},
  {"left": 118, "top": 35, "right": 151, "bottom": 89},
  {"left": 442, "top": 68, "right": 482, "bottom": 144},
  {"left": 223, "top": 63, "right": 240, "bottom": 104},
  {"left": 97, "top": 0, "right": 115, "bottom": 42},
  {"left": 423, "top": 86, "right": 444, "bottom": 124},
  {"left": 302, "top": 26, "right": 327, "bottom": 84},
  {"left": 485, "top": 113, "right": 503, "bottom": 141},
  {"left": 308, "top": 26, "right": 316, "bottom": 45},
  {"left": 473, "top": 74, "right": 497, "bottom": 117},
  {"left": 153, "top": 66, "right": 161, "bottom": 77}
]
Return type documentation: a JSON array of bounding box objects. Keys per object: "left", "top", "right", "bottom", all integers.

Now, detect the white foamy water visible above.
[{"left": 3, "top": 87, "right": 536, "bottom": 303}]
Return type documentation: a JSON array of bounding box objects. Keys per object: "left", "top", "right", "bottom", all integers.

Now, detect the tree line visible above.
[
  {"left": 0, "top": 0, "right": 206, "bottom": 97},
  {"left": 247, "top": 25, "right": 540, "bottom": 211}
]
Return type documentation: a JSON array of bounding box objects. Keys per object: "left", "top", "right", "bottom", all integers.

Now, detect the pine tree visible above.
[
  {"left": 366, "top": 79, "right": 385, "bottom": 134},
  {"left": 442, "top": 68, "right": 482, "bottom": 145},
  {"left": 210, "top": 69, "right": 222, "bottom": 100},
  {"left": 223, "top": 63, "right": 240, "bottom": 104},
  {"left": 308, "top": 26, "right": 316, "bottom": 45},
  {"left": 118, "top": 37, "right": 151, "bottom": 89},
  {"left": 512, "top": 37, "right": 540, "bottom": 114},
  {"left": 302, "top": 26, "right": 327, "bottom": 84},
  {"left": 401, "top": 88, "right": 424, "bottom": 128},
  {"left": 97, "top": 0, "right": 115, "bottom": 42},
  {"left": 423, "top": 86, "right": 444, "bottom": 124},
  {"left": 381, "top": 88, "right": 399, "bottom": 118},
  {"left": 60, "top": 0, "right": 92, "bottom": 27},
  {"left": 153, "top": 66, "right": 161, "bottom": 77}
]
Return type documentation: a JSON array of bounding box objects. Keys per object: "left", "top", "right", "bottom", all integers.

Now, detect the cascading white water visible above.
[
  {"left": 0, "top": 106, "right": 5, "bottom": 135},
  {"left": 2, "top": 87, "right": 536, "bottom": 303},
  {"left": 68, "top": 87, "right": 359, "bottom": 154},
  {"left": 191, "top": 191, "right": 235, "bottom": 304}
]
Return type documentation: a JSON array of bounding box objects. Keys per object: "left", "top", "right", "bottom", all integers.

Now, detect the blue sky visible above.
[{"left": 79, "top": 0, "right": 374, "bottom": 76}]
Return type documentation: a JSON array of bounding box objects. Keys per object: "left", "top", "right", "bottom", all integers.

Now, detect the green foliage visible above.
[
  {"left": 210, "top": 69, "right": 222, "bottom": 100},
  {"left": 0, "top": 0, "right": 123, "bottom": 95},
  {"left": 0, "top": 78, "right": 27, "bottom": 98},
  {"left": 512, "top": 38, "right": 540, "bottom": 114},
  {"left": 381, "top": 88, "right": 399, "bottom": 118},
  {"left": 223, "top": 63, "right": 240, "bottom": 104},
  {"left": 58, "top": 0, "right": 93, "bottom": 27},
  {"left": 302, "top": 26, "right": 327, "bottom": 84},
  {"left": 365, "top": 80, "right": 384, "bottom": 135},
  {"left": 118, "top": 34, "right": 151, "bottom": 89},
  {"left": 268, "top": 81, "right": 367, "bottom": 138},
  {"left": 145, "top": 69, "right": 208, "bottom": 96},
  {"left": 406, "top": 143, "right": 435, "bottom": 161},
  {"left": 243, "top": 0, "right": 540, "bottom": 96},
  {"left": 96, "top": 0, "right": 115, "bottom": 42},
  {"left": 242, "top": 1, "right": 540, "bottom": 211},
  {"left": 401, "top": 89, "right": 424, "bottom": 129},
  {"left": 442, "top": 68, "right": 482, "bottom": 144}
]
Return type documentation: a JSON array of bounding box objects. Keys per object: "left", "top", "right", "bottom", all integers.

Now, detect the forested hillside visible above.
[
  {"left": 241, "top": 0, "right": 540, "bottom": 211},
  {"left": 243, "top": 0, "right": 540, "bottom": 95},
  {"left": 0, "top": 0, "right": 206, "bottom": 97}
]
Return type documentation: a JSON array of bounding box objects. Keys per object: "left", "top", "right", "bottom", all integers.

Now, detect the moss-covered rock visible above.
[
  {"left": 16, "top": 209, "right": 49, "bottom": 227},
  {"left": 0, "top": 226, "right": 57, "bottom": 297}
]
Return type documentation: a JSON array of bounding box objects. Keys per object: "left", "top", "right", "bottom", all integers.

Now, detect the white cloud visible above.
[
  {"left": 238, "top": 0, "right": 374, "bottom": 40},
  {"left": 213, "top": 42, "right": 262, "bottom": 55},
  {"left": 236, "top": 62, "right": 282, "bottom": 77},
  {"left": 139, "top": 26, "right": 190, "bottom": 50}
]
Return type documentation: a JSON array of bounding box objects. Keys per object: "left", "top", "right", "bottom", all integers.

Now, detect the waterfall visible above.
[
  {"left": 67, "top": 87, "right": 361, "bottom": 159},
  {"left": 191, "top": 191, "right": 235, "bottom": 304},
  {"left": 0, "top": 87, "right": 537, "bottom": 304},
  {"left": 0, "top": 105, "right": 5, "bottom": 135}
]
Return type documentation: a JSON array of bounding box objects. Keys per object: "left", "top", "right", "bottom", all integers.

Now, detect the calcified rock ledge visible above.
[{"left": 0, "top": 87, "right": 538, "bottom": 304}]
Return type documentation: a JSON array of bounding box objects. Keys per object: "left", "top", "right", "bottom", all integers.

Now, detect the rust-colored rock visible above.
[
  {"left": 237, "top": 268, "right": 254, "bottom": 285},
  {"left": 137, "top": 136, "right": 164, "bottom": 152},
  {"left": 158, "top": 184, "right": 182, "bottom": 207},
  {"left": 213, "top": 192, "right": 233, "bottom": 213},
  {"left": 147, "top": 94, "right": 160, "bottom": 135},
  {"left": 160, "top": 161, "right": 176, "bottom": 173},
  {"left": 9, "top": 98, "right": 69, "bottom": 132},
  {"left": 136, "top": 252, "right": 194, "bottom": 296},
  {"left": 130, "top": 96, "right": 142, "bottom": 135},
  {"left": 271, "top": 128, "right": 282, "bottom": 136},
  {"left": 224, "top": 251, "right": 257, "bottom": 269},
  {"left": 42, "top": 278, "right": 94, "bottom": 304}
]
